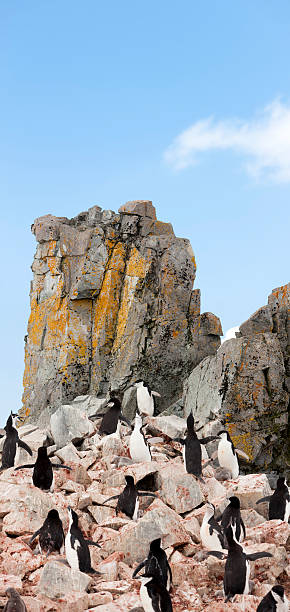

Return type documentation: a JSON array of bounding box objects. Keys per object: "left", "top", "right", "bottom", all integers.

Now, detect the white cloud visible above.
[
  {"left": 164, "top": 100, "right": 290, "bottom": 182},
  {"left": 221, "top": 326, "right": 240, "bottom": 344}
]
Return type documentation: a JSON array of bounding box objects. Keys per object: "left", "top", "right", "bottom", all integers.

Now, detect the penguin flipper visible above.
[
  {"left": 173, "top": 438, "right": 185, "bottom": 445},
  {"left": 246, "top": 552, "right": 273, "bottom": 561},
  {"left": 132, "top": 559, "right": 147, "bottom": 578},
  {"left": 51, "top": 464, "right": 72, "bottom": 470},
  {"left": 151, "top": 391, "right": 161, "bottom": 397},
  {"left": 102, "top": 494, "right": 120, "bottom": 504},
  {"left": 29, "top": 529, "right": 41, "bottom": 544},
  {"left": 89, "top": 412, "right": 105, "bottom": 420},
  {"left": 167, "top": 559, "right": 173, "bottom": 587},
  {"left": 86, "top": 539, "right": 101, "bottom": 548},
  {"left": 17, "top": 440, "right": 33, "bottom": 455},
  {"left": 256, "top": 496, "right": 271, "bottom": 504},
  {"left": 205, "top": 550, "right": 225, "bottom": 559},
  {"left": 241, "top": 517, "right": 246, "bottom": 540},
  {"left": 200, "top": 436, "right": 218, "bottom": 445},
  {"left": 138, "top": 491, "right": 158, "bottom": 499},
  {"left": 235, "top": 449, "right": 250, "bottom": 460},
  {"left": 15, "top": 463, "right": 35, "bottom": 470}
]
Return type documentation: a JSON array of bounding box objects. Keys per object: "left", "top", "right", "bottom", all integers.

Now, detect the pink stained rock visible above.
[
  {"left": 0, "top": 574, "right": 22, "bottom": 596},
  {"left": 246, "top": 519, "right": 290, "bottom": 546}
]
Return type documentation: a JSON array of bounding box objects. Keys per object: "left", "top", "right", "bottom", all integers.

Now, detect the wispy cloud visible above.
[
  {"left": 164, "top": 100, "right": 290, "bottom": 182},
  {"left": 221, "top": 326, "right": 240, "bottom": 344}
]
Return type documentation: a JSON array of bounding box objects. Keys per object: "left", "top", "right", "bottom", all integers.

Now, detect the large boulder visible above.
[
  {"left": 21, "top": 202, "right": 222, "bottom": 422},
  {"left": 50, "top": 405, "right": 93, "bottom": 449}
]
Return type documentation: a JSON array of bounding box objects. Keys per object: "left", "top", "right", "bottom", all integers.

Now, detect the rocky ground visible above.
[{"left": 0, "top": 403, "right": 289, "bottom": 611}]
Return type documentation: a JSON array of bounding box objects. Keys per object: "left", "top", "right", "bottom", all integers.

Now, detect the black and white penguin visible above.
[
  {"left": 217, "top": 430, "right": 249, "bottom": 479},
  {"left": 132, "top": 538, "right": 172, "bottom": 591},
  {"left": 91, "top": 396, "right": 131, "bottom": 435},
  {"left": 29, "top": 509, "right": 65, "bottom": 556},
  {"left": 129, "top": 412, "right": 152, "bottom": 463},
  {"left": 1, "top": 412, "right": 32, "bottom": 469},
  {"left": 200, "top": 502, "right": 224, "bottom": 551},
  {"left": 134, "top": 381, "right": 161, "bottom": 417},
  {"left": 256, "top": 476, "right": 290, "bottom": 522},
  {"left": 207, "top": 524, "right": 273, "bottom": 602},
  {"left": 136, "top": 556, "right": 173, "bottom": 612},
  {"left": 174, "top": 412, "right": 217, "bottom": 481},
  {"left": 220, "top": 496, "right": 246, "bottom": 543},
  {"left": 101, "top": 475, "right": 157, "bottom": 520},
  {"left": 257, "top": 585, "right": 288, "bottom": 611},
  {"left": 15, "top": 446, "right": 71, "bottom": 491},
  {"left": 3, "top": 588, "right": 27, "bottom": 612},
  {"left": 65, "top": 507, "right": 101, "bottom": 574}
]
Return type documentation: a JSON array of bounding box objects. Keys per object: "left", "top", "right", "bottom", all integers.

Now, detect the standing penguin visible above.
[
  {"left": 100, "top": 475, "right": 157, "bottom": 520},
  {"left": 217, "top": 431, "right": 249, "bottom": 479},
  {"left": 65, "top": 507, "right": 101, "bottom": 574},
  {"left": 132, "top": 538, "right": 172, "bottom": 591},
  {"left": 220, "top": 496, "right": 246, "bottom": 544},
  {"left": 174, "top": 413, "right": 217, "bottom": 482},
  {"left": 15, "top": 446, "right": 71, "bottom": 491},
  {"left": 134, "top": 381, "right": 161, "bottom": 417},
  {"left": 257, "top": 585, "right": 288, "bottom": 611},
  {"left": 136, "top": 556, "right": 173, "bottom": 612},
  {"left": 200, "top": 502, "right": 224, "bottom": 551},
  {"left": 29, "top": 509, "right": 65, "bottom": 556},
  {"left": 206, "top": 524, "right": 273, "bottom": 602},
  {"left": 129, "top": 412, "right": 152, "bottom": 463},
  {"left": 1, "top": 412, "right": 32, "bottom": 469},
  {"left": 91, "top": 397, "right": 131, "bottom": 435},
  {"left": 256, "top": 476, "right": 290, "bottom": 522},
  {"left": 3, "top": 589, "right": 27, "bottom": 612}
]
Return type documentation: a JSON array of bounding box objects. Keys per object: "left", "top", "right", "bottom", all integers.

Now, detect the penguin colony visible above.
[{"left": 0, "top": 387, "right": 288, "bottom": 610}]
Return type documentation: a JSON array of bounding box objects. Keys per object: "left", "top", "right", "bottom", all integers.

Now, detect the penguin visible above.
[
  {"left": 134, "top": 381, "right": 161, "bottom": 417},
  {"left": 129, "top": 412, "right": 152, "bottom": 463},
  {"left": 217, "top": 430, "right": 249, "bottom": 479},
  {"left": 15, "top": 446, "right": 72, "bottom": 491},
  {"left": 256, "top": 476, "right": 290, "bottom": 522},
  {"left": 206, "top": 523, "right": 273, "bottom": 602},
  {"left": 200, "top": 502, "right": 224, "bottom": 551},
  {"left": 257, "top": 585, "right": 288, "bottom": 611},
  {"left": 100, "top": 475, "right": 157, "bottom": 520},
  {"left": 1, "top": 412, "right": 32, "bottom": 469},
  {"left": 65, "top": 506, "right": 101, "bottom": 574},
  {"left": 220, "top": 496, "right": 246, "bottom": 544},
  {"left": 91, "top": 396, "right": 131, "bottom": 435},
  {"left": 29, "top": 509, "right": 65, "bottom": 556},
  {"left": 132, "top": 538, "right": 172, "bottom": 591},
  {"left": 3, "top": 588, "right": 27, "bottom": 612},
  {"left": 136, "top": 556, "right": 173, "bottom": 612},
  {"left": 174, "top": 412, "right": 217, "bottom": 482}
]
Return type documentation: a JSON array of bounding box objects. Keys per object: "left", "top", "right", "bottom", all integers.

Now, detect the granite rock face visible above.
[
  {"left": 22, "top": 201, "right": 222, "bottom": 421},
  {"left": 183, "top": 283, "right": 290, "bottom": 472}
]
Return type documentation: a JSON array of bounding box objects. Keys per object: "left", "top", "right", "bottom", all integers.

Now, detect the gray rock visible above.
[
  {"left": 50, "top": 405, "right": 93, "bottom": 449},
  {"left": 146, "top": 415, "right": 187, "bottom": 439},
  {"left": 38, "top": 560, "right": 91, "bottom": 598},
  {"left": 55, "top": 443, "right": 82, "bottom": 464},
  {"left": 239, "top": 305, "right": 273, "bottom": 337},
  {"left": 156, "top": 463, "right": 203, "bottom": 513}
]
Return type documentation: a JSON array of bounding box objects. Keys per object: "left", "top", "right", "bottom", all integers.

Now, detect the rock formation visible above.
[
  {"left": 22, "top": 200, "right": 222, "bottom": 422},
  {"left": 183, "top": 283, "right": 290, "bottom": 473}
]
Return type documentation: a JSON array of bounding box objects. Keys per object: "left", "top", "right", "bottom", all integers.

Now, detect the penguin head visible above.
[
  {"left": 67, "top": 506, "right": 78, "bottom": 527},
  {"left": 150, "top": 538, "right": 161, "bottom": 552},
  {"left": 204, "top": 502, "right": 215, "bottom": 517},
  {"left": 125, "top": 475, "right": 135, "bottom": 487},
  {"left": 277, "top": 476, "right": 286, "bottom": 488},
  {"left": 134, "top": 412, "right": 143, "bottom": 427},
  {"left": 134, "top": 380, "right": 146, "bottom": 389},
  {"left": 5, "top": 588, "right": 21, "bottom": 600},
  {"left": 218, "top": 430, "right": 230, "bottom": 441},
  {"left": 47, "top": 509, "right": 60, "bottom": 522},
  {"left": 228, "top": 496, "right": 240, "bottom": 509},
  {"left": 272, "top": 585, "right": 285, "bottom": 600},
  {"left": 107, "top": 397, "right": 121, "bottom": 410},
  {"left": 37, "top": 446, "right": 48, "bottom": 459},
  {"left": 186, "top": 412, "right": 195, "bottom": 430}
]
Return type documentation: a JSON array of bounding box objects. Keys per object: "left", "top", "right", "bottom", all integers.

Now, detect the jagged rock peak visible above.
[{"left": 23, "top": 201, "right": 222, "bottom": 422}]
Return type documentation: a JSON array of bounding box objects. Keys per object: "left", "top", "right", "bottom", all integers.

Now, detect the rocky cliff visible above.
[
  {"left": 22, "top": 200, "right": 222, "bottom": 421},
  {"left": 184, "top": 283, "right": 290, "bottom": 473}
]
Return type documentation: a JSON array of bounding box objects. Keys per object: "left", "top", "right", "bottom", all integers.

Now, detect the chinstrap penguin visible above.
[
  {"left": 129, "top": 412, "right": 152, "bottom": 463},
  {"left": 90, "top": 396, "right": 131, "bottom": 435},
  {"left": 134, "top": 380, "right": 161, "bottom": 417},
  {"left": 65, "top": 507, "right": 101, "bottom": 574},
  {"left": 100, "top": 475, "right": 157, "bottom": 520},
  {"left": 257, "top": 584, "right": 288, "bottom": 611},
  {"left": 256, "top": 476, "right": 290, "bottom": 522},
  {"left": 220, "top": 496, "right": 246, "bottom": 544},
  {"left": 15, "top": 446, "right": 71, "bottom": 491},
  {"left": 206, "top": 523, "right": 273, "bottom": 602},
  {"left": 3, "top": 588, "right": 27, "bottom": 612},
  {"left": 174, "top": 412, "right": 217, "bottom": 482},
  {"left": 29, "top": 509, "right": 65, "bottom": 556},
  {"left": 132, "top": 538, "right": 172, "bottom": 591},
  {"left": 217, "top": 430, "right": 249, "bottom": 479},
  {"left": 1, "top": 412, "right": 32, "bottom": 469},
  {"left": 200, "top": 502, "right": 224, "bottom": 551},
  {"left": 136, "top": 556, "right": 173, "bottom": 612}
]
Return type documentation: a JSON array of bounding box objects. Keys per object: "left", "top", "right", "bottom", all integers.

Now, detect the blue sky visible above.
[{"left": 1, "top": 1, "right": 290, "bottom": 420}]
